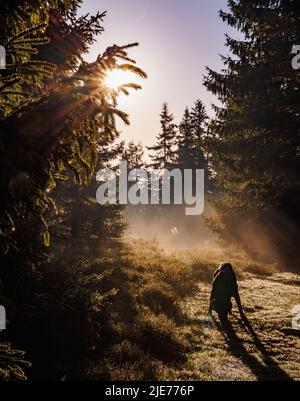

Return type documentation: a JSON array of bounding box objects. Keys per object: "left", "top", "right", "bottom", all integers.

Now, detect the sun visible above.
[{"left": 104, "top": 69, "right": 136, "bottom": 91}]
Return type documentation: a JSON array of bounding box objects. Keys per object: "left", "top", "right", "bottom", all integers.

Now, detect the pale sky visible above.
[{"left": 80, "top": 0, "right": 238, "bottom": 149}]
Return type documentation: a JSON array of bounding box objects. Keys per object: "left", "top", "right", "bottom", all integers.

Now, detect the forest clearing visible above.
[
  {"left": 18, "top": 239, "right": 298, "bottom": 381},
  {"left": 97, "top": 243, "right": 300, "bottom": 381},
  {"left": 0, "top": 0, "right": 299, "bottom": 384}
]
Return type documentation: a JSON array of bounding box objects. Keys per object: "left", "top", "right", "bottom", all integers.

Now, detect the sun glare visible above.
[{"left": 104, "top": 69, "right": 136, "bottom": 91}]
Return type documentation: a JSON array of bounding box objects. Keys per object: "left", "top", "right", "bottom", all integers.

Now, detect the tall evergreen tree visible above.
[
  {"left": 147, "top": 103, "right": 177, "bottom": 169},
  {"left": 190, "top": 99, "right": 214, "bottom": 191},
  {"left": 0, "top": 1, "right": 146, "bottom": 379},
  {"left": 190, "top": 99, "right": 207, "bottom": 143},
  {"left": 0, "top": 2, "right": 146, "bottom": 256},
  {"left": 122, "top": 141, "right": 144, "bottom": 170},
  {"left": 177, "top": 107, "right": 193, "bottom": 169},
  {"left": 176, "top": 101, "right": 213, "bottom": 191},
  {"left": 204, "top": 0, "right": 300, "bottom": 263}
]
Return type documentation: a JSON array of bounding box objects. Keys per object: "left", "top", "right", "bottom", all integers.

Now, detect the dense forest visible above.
[{"left": 0, "top": 0, "right": 299, "bottom": 381}]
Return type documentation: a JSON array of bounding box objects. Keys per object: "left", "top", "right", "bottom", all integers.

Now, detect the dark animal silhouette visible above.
[{"left": 208, "top": 262, "right": 244, "bottom": 324}]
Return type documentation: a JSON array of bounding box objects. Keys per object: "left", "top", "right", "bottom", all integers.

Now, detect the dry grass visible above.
[
  {"left": 83, "top": 240, "right": 300, "bottom": 381},
  {"left": 178, "top": 271, "right": 300, "bottom": 381}
]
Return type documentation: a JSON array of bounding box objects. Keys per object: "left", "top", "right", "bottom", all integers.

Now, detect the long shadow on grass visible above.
[{"left": 213, "top": 315, "right": 292, "bottom": 381}]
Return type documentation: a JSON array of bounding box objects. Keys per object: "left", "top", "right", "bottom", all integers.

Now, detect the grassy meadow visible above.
[{"left": 67, "top": 240, "right": 300, "bottom": 381}]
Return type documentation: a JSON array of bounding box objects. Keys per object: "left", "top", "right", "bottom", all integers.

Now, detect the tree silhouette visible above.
[
  {"left": 204, "top": 0, "right": 300, "bottom": 262},
  {"left": 147, "top": 103, "right": 177, "bottom": 170}
]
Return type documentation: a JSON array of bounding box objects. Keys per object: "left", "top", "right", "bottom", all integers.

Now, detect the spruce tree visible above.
[
  {"left": 0, "top": 342, "right": 31, "bottom": 381},
  {"left": 204, "top": 0, "right": 300, "bottom": 262},
  {"left": 122, "top": 141, "right": 145, "bottom": 170},
  {"left": 0, "top": 2, "right": 146, "bottom": 255},
  {"left": 176, "top": 101, "right": 213, "bottom": 191},
  {"left": 190, "top": 99, "right": 207, "bottom": 143},
  {"left": 147, "top": 103, "right": 177, "bottom": 169},
  {"left": 0, "top": 1, "right": 146, "bottom": 379},
  {"left": 177, "top": 107, "right": 193, "bottom": 169}
]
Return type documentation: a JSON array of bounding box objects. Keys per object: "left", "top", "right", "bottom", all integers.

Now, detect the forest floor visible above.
[
  {"left": 94, "top": 241, "right": 300, "bottom": 381},
  {"left": 176, "top": 269, "right": 300, "bottom": 381},
  {"left": 47, "top": 239, "right": 300, "bottom": 381}
]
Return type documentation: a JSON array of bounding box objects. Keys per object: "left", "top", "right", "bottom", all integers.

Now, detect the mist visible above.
[
  {"left": 124, "top": 201, "right": 221, "bottom": 251},
  {"left": 124, "top": 201, "right": 300, "bottom": 272}
]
